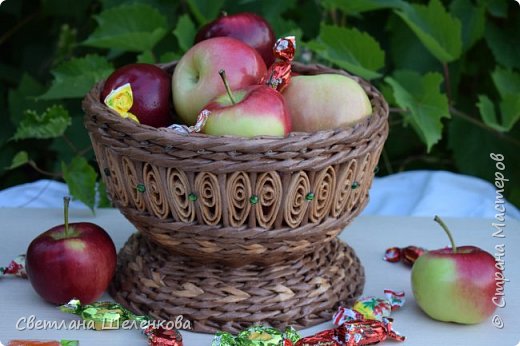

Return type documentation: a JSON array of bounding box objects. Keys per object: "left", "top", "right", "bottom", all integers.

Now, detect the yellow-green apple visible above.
[
  {"left": 201, "top": 70, "right": 291, "bottom": 137},
  {"left": 195, "top": 12, "right": 276, "bottom": 66},
  {"left": 101, "top": 63, "right": 173, "bottom": 128},
  {"left": 283, "top": 74, "right": 372, "bottom": 132},
  {"left": 411, "top": 216, "right": 501, "bottom": 324},
  {"left": 26, "top": 197, "right": 116, "bottom": 305},
  {"left": 172, "top": 37, "right": 267, "bottom": 125}
]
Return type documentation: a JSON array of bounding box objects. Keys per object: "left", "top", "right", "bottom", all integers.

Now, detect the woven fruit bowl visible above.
[{"left": 83, "top": 62, "right": 388, "bottom": 267}]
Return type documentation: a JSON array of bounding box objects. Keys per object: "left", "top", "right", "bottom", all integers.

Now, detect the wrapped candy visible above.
[
  {"left": 103, "top": 83, "right": 139, "bottom": 123},
  {"left": 261, "top": 36, "right": 296, "bottom": 92},
  {"left": 144, "top": 325, "right": 183, "bottom": 346},
  {"left": 212, "top": 325, "right": 301, "bottom": 346},
  {"left": 333, "top": 290, "right": 405, "bottom": 325},
  {"left": 296, "top": 318, "right": 404, "bottom": 346},
  {"left": 167, "top": 109, "right": 210, "bottom": 135},
  {"left": 1, "top": 254, "right": 27, "bottom": 279},
  {"left": 59, "top": 299, "right": 148, "bottom": 331},
  {"left": 384, "top": 246, "right": 426, "bottom": 266},
  {"left": 7, "top": 341, "right": 78, "bottom": 346}
]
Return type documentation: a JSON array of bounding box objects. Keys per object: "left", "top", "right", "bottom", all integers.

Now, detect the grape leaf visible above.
[
  {"left": 8, "top": 74, "right": 50, "bottom": 126},
  {"left": 306, "top": 24, "right": 385, "bottom": 80},
  {"left": 485, "top": 21, "right": 520, "bottom": 69},
  {"left": 62, "top": 157, "right": 98, "bottom": 213},
  {"left": 97, "top": 180, "right": 112, "bottom": 208},
  {"left": 395, "top": 0, "right": 462, "bottom": 63},
  {"left": 173, "top": 14, "right": 196, "bottom": 53},
  {"left": 491, "top": 68, "right": 520, "bottom": 99},
  {"left": 186, "top": 0, "right": 224, "bottom": 25},
  {"left": 137, "top": 50, "right": 155, "bottom": 64},
  {"left": 321, "top": 0, "right": 405, "bottom": 13},
  {"left": 12, "top": 105, "right": 71, "bottom": 140},
  {"left": 6, "top": 151, "right": 29, "bottom": 170},
  {"left": 385, "top": 70, "right": 450, "bottom": 151},
  {"left": 39, "top": 55, "right": 113, "bottom": 100},
  {"left": 83, "top": 3, "right": 168, "bottom": 52},
  {"left": 450, "top": 0, "right": 485, "bottom": 52}
]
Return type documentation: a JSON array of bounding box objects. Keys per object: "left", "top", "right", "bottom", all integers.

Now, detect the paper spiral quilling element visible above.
[
  {"left": 284, "top": 171, "right": 311, "bottom": 228},
  {"left": 104, "top": 148, "right": 129, "bottom": 207},
  {"left": 332, "top": 160, "right": 357, "bottom": 217},
  {"left": 255, "top": 171, "right": 283, "bottom": 229},
  {"left": 122, "top": 156, "right": 146, "bottom": 212},
  {"left": 309, "top": 166, "right": 336, "bottom": 223},
  {"left": 143, "top": 163, "right": 169, "bottom": 219},
  {"left": 226, "top": 171, "right": 252, "bottom": 227},
  {"left": 166, "top": 168, "right": 196, "bottom": 223},
  {"left": 195, "top": 172, "right": 222, "bottom": 225}
]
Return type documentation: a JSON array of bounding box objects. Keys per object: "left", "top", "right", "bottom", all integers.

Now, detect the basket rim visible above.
[{"left": 83, "top": 61, "right": 389, "bottom": 151}]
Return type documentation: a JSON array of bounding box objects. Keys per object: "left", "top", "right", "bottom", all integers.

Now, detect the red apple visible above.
[
  {"left": 26, "top": 197, "right": 117, "bottom": 305},
  {"left": 283, "top": 74, "right": 372, "bottom": 132},
  {"left": 172, "top": 37, "right": 267, "bottom": 125},
  {"left": 195, "top": 12, "right": 276, "bottom": 66},
  {"left": 201, "top": 70, "right": 291, "bottom": 137},
  {"left": 411, "top": 216, "right": 501, "bottom": 324},
  {"left": 101, "top": 63, "right": 173, "bottom": 128}
]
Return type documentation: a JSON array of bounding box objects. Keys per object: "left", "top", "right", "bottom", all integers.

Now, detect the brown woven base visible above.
[{"left": 109, "top": 233, "right": 365, "bottom": 334}]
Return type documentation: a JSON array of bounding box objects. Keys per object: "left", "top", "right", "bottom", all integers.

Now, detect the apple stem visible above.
[
  {"left": 64, "top": 196, "right": 71, "bottom": 237},
  {"left": 218, "top": 69, "right": 236, "bottom": 105},
  {"left": 434, "top": 215, "right": 457, "bottom": 253}
]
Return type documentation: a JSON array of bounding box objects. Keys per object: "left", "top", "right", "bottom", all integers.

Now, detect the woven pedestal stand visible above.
[
  {"left": 109, "top": 233, "right": 364, "bottom": 334},
  {"left": 83, "top": 62, "right": 388, "bottom": 333}
]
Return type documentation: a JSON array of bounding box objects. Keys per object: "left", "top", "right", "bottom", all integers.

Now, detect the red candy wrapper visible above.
[
  {"left": 145, "top": 325, "right": 183, "bottom": 346},
  {"left": 384, "top": 246, "right": 426, "bottom": 266},
  {"left": 343, "top": 318, "right": 405, "bottom": 345},
  {"left": 261, "top": 36, "right": 296, "bottom": 92},
  {"left": 1, "top": 254, "right": 27, "bottom": 278}
]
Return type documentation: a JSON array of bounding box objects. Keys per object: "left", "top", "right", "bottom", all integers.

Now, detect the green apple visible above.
[
  {"left": 282, "top": 74, "right": 372, "bottom": 132},
  {"left": 411, "top": 216, "right": 501, "bottom": 324}
]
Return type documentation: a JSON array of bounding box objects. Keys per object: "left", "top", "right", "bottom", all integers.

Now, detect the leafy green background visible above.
[{"left": 1, "top": 0, "right": 518, "bottom": 211}]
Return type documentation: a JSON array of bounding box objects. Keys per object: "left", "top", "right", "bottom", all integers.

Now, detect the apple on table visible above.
[
  {"left": 26, "top": 197, "right": 117, "bottom": 305},
  {"left": 411, "top": 216, "right": 501, "bottom": 324}
]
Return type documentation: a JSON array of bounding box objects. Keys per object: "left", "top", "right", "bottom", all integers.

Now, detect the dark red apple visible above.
[
  {"left": 195, "top": 12, "right": 276, "bottom": 66},
  {"left": 101, "top": 63, "right": 173, "bottom": 128},
  {"left": 26, "top": 197, "right": 117, "bottom": 305}
]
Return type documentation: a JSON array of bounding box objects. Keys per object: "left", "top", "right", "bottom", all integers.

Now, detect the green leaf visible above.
[
  {"left": 485, "top": 21, "right": 520, "bottom": 69},
  {"left": 491, "top": 68, "right": 520, "bottom": 99},
  {"left": 137, "top": 50, "right": 155, "bottom": 64},
  {"left": 186, "top": 0, "right": 224, "bottom": 25},
  {"left": 62, "top": 157, "right": 98, "bottom": 213},
  {"left": 479, "top": 0, "right": 508, "bottom": 17},
  {"left": 385, "top": 70, "right": 450, "bottom": 151},
  {"left": 83, "top": 3, "right": 168, "bottom": 52},
  {"left": 395, "top": 0, "right": 462, "bottom": 63},
  {"left": 306, "top": 24, "right": 385, "bottom": 80},
  {"left": 8, "top": 74, "right": 50, "bottom": 126},
  {"left": 173, "top": 15, "right": 196, "bottom": 53},
  {"left": 6, "top": 151, "right": 29, "bottom": 170},
  {"left": 97, "top": 181, "right": 112, "bottom": 208},
  {"left": 39, "top": 55, "right": 113, "bottom": 100},
  {"left": 321, "top": 0, "right": 405, "bottom": 13},
  {"left": 159, "top": 52, "right": 181, "bottom": 63},
  {"left": 12, "top": 105, "right": 71, "bottom": 140},
  {"left": 450, "top": 0, "right": 486, "bottom": 52}
]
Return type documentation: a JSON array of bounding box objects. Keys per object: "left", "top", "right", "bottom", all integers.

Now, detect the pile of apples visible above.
[{"left": 101, "top": 12, "right": 373, "bottom": 136}]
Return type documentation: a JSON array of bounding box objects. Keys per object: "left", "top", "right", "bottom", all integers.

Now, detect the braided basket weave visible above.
[{"left": 83, "top": 62, "right": 388, "bottom": 266}]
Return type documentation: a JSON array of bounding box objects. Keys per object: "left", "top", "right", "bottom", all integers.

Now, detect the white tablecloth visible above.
[{"left": 0, "top": 209, "right": 519, "bottom": 345}]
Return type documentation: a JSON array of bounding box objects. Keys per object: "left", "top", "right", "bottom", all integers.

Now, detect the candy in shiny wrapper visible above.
[
  {"left": 333, "top": 290, "right": 405, "bottom": 325},
  {"left": 103, "top": 83, "right": 139, "bottom": 123},
  {"left": 168, "top": 109, "right": 210, "bottom": 135},
  {"left": 145, "top": 325, "right": 183, "bottom": 346},
  {"left": 383, "top": 245, "right": 426, "bottom": 266},
  {"left": 261, "top": 36, "right": 296, "bottom": 92},
  {"left": 212, "top": 325, "right": 300, "bottom": 346},
  {"left": 294, "top": 329, "right": 342, "bottom": 346},
  {"left": 343, "top": 318, "right": 405, "bottom": 345},
  {"left": 59, "top": 299, "right": 148, "bottom": 330},
  {"left": 8, "top": 340, "right": 78, "bottom": 346},
  {"left": 1, "top": 254, "right": 27, "bottom": 278}
]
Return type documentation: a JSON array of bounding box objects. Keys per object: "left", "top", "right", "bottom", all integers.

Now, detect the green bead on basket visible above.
[
  {"left": 188, "top": 193, "right": 198, "bottom": 202},
  {"left": 136, "top": 183, "right": 146, "bottom": 193},
  {"left": 305, "top": 192, "right": 315, "bottom": 201},
  {"left": 249, "top": 195, "right": 259, "bottom": 205},
  {"left": 351, "top": 181, "right": 360, "bottom": 190}
]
